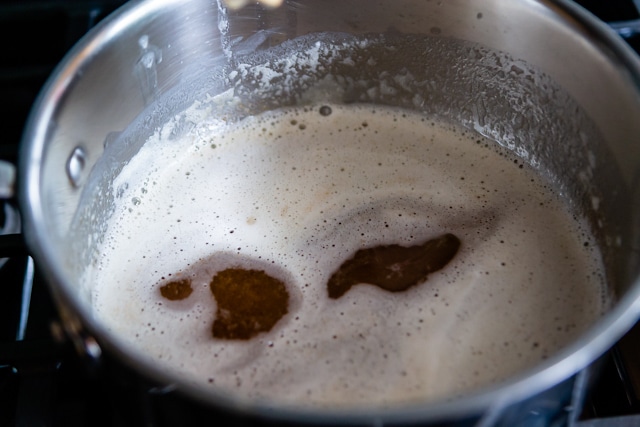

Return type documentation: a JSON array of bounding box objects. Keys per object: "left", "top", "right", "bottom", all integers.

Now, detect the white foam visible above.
[{"left": 89, "top": 104, "right": 608, "bottom": 407}]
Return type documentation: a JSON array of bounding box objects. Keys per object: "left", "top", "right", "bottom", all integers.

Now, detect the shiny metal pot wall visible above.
[{"left": 19, "top": 0, "right": 640, "bottom": 424}]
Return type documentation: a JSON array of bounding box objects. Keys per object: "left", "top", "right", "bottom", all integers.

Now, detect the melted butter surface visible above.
[{"left": 91, "top": 104, "right": 608, "bottom": 407}]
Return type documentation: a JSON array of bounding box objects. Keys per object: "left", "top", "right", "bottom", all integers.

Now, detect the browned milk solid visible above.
[{"left": 90, "top": 104, "right": 608, "bottom": 407}]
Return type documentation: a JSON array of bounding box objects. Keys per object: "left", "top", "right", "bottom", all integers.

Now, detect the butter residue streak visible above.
[{"left": 90, "top": 104, "right": 608, "bottom": 408}]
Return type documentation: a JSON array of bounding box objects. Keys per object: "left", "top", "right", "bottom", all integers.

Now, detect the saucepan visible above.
[{"left": 17, "top": 0, "right": 640, "bottom": 425}]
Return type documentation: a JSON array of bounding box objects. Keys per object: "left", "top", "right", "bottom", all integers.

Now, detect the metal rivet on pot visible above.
[{"left": 66, "top": 146, "right": 87, "bottom": 188}]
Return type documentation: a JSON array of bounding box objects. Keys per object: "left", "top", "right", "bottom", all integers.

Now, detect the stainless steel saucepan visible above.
[{"left": 17, "top": 0, "right": 640, "bottom": 425}]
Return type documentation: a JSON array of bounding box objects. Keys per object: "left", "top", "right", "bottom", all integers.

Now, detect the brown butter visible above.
[
  {"left": 158, "top": 233, "right": 460, "bottom": 340},
  {"left": 159, "top": 279, "right": 193, "bottom": 301},
  {"left": 327, "top": 233, "right": 461, "bottom": 299},
  {"left": 210, "top": 268, "right": 289, "bottom": 340}
]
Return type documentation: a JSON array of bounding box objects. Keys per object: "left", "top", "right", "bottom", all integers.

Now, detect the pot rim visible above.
[{"left": 18, "top": 0, "right": 640, "bottom": 423}]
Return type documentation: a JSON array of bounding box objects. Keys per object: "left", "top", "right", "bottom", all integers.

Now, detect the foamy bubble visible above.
[{"left": 90, "top": 104, "right": 608, "bottom": 407}]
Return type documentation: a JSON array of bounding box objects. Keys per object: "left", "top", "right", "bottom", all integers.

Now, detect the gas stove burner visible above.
[
  {"left": 0, "top": 200, "right": 20, "bottom": 235},
  {"left": 0, "top": 159, "right": 20, "bottom": 268},
  {"left": 0, "top": 201, "right": 20, "bottom": 269}
]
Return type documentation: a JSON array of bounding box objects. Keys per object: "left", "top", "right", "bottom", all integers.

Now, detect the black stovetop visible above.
[{"left": 1, "top": 1, "right": 640, "bottom": 426}]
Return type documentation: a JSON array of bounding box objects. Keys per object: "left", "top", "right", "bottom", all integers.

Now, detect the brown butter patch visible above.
[
  {"left": 210, "top": 268, "right": 289, "bottom": 340},
  {"left": 327, "top": 233, "right": 461, "bottom": 299},
  {"left": 160, "top": 279, "right": 193, "bottom": 301}
]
